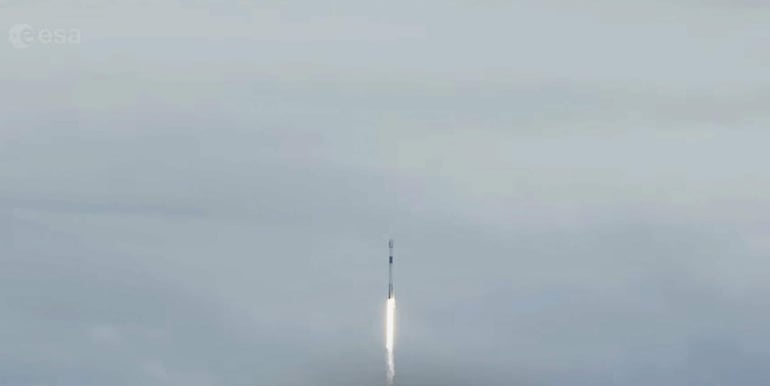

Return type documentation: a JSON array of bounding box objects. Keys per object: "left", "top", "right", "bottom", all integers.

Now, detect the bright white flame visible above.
[
  {"left": 386, "top": 297, "right": 396, "bottom": 385},
  {"left": 386, "top": 298, "right": 396, "bottom": 350}
]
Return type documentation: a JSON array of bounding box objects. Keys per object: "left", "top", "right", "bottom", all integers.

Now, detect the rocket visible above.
[
  {"left": 388, "top": 239, "right": 394, "bottom": 299},
  {"left": 385, "top": 238, "right": 397, "bottom": 384}
]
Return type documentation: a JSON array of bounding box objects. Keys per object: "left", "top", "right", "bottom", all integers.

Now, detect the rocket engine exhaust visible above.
[{"left": 386, "top": 239, "right": 396, "bottom": 386}]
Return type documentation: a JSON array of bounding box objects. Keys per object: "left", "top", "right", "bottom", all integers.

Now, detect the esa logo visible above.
[{"left": 8, "top": 24, "right": 81, "bottom": 49}]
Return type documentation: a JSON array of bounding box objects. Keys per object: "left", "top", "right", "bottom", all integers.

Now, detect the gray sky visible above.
[{"left": 1, "top": 1, "right": 770, "bottom": 385}]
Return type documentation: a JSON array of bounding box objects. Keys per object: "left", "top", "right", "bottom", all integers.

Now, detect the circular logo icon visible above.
[{"left": 8, "top": 24, "right": 33, "bottom": 49}]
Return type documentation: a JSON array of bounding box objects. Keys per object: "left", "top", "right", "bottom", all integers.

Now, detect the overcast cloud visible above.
[{"left": 1, "top": 1, "right": 770, "bottom": 385}]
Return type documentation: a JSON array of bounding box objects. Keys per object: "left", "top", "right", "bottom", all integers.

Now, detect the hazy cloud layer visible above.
[{"left": 1, "top": 1, "right": 770, "bottom": 385}]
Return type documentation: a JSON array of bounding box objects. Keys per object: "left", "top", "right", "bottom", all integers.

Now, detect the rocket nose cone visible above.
[{"left": 388, "top": 239, "right": 393, "bottom": 249}]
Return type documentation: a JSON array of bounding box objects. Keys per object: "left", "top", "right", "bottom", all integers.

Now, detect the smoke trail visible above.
[{"left": 386, "top": 297, "right": 396, "bottom": 385}]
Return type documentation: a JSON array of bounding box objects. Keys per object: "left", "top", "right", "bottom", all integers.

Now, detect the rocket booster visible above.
[
  {"left": 388, "top": 239, "right": 394, "bottom": 299},
  {"left": 385, "top": 239, "right": 396, "bottom": 383}
]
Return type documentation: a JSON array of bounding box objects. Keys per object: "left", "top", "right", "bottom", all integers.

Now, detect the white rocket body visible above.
[
  {"left": 385, "top": 239, "right": 396, "bottom": 385},
  {"left": 388, "top": 239, "right": 394, "bottom": 299}
]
